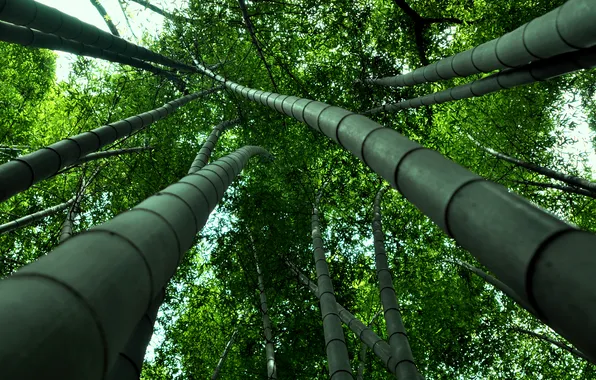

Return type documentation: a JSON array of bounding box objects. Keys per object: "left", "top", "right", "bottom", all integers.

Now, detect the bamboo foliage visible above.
[
  {"left": 366, "top": 0, "right": 596, "bottom": 87},
  {"left": 311, "top": 192, "right": 354, "bottom": 379},
  {"left": 372, "top": 187, "right": 420, "bottom": 379},
  {"left": 0, "top": 87, "right": 222, "bottom": 203},
  {"left": 364, "top": 46, "right": 596, "bottom": 115},
  {"left": 188, "top": 119, "right": 240, "bottom": 174},
  {"left": 192, "top": 64, "right": 596, "bottom": 362},
  {"left": 0, "top": 146, "right": 268, "bottom": 379}
]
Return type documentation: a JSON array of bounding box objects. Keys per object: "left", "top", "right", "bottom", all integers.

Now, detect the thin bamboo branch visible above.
[
  {"left": 512, "top": 327, "right": 591, "bottom": 362},
  {"left": 0, "top": 197, "right": 75, "bottom": 235},
  {"left": 90, "top": 0, "right": 121, "bottom": 36},
  {"left": 211, "top": 329, "right": 238, "bottom": 380}
]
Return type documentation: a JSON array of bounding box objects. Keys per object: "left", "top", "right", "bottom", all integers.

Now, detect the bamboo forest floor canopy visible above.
[{"left": 1, "top": 0, "right": 596, "bottom": 379}]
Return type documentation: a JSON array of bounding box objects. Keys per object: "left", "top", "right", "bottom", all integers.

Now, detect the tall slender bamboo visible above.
[
  {"left": 512, "top": 327, "right": 590, "bottom": 362},
  {"left": 512, "top": 180, "right": 596, "bottom": 199},
  {"left": 0, "top": 87, "right": 222, "bottom": 203},
  {"left": 448, "top": 258, "right": 537, "bottom": 315},
  {"left": 357, "top": 308, "right": 382, "bottom": 380},
  {"left": 188, "top": 119, "right": 240, "bottom": 174},
  {"left": 0, "top": 21, "right": 186, "bottom": 90},
  {"left": 469, "top": 137, "right": 596, "bottom": 193},
  {"left": 0, "top": 0, "right": 196, "bottom": 71},
  {"left": 312, "top": 192, "right": 354, "bottom": 379},
  {"left": 0, "top": 196, "right": 75, "bottom": 234},
  {"left": 107, "top": 289, "right": 165, "bottom": 380},
  {"left": 90, "top": 0, "right": 121, "bottom": 37},
  {"left": 372, "top": 187, "right": 420, "bottom": 379},
  {"left": 254, "top": 251, "right": 278, "bottom": 379},
  {"left": 365, "top": 0, "right": 596, "bottom": 87},
  {"left": 364, "top": 46, "right": 596, "bottom": 115},
  {"left": 0, "top": 146, "right": 269, "bottom": 379},
  {"left": 287, "top": 261, "right": 398, "bottom": 378},
  {"left": 211, "top": 329, "right": 238, "bottom": 380},
  {"left": 192, "top": 64, "right": 596, "bottom": 362}
]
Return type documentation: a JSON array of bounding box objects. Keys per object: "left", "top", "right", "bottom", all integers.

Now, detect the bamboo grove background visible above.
[{"left": 0, "top": 0, "right": 596, "bottom": 378}]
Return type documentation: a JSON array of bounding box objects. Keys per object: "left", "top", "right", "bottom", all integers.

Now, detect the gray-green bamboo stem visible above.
[
  {"left": 0, "top": 145, "right": 269, "bottom": 379},
  {"left": 254, "top": 251, "right": 277, "bottom": 379},
  {"left": 511, "top": 180, "right": 596, "bottom": 199},
  {"left": 107, "top": 289, "right": 165, "bottom": 380},
  {"left": 0, "top": 87, "right": 222, "bottom": 203},
  {"left": 0, "top": 197, "right": 75, "bottom": 235},
  {"left": 511, "top": 327, "right": 591, "bottom": 362},
  {"left": 75, "top": 147, "right": 153, "bottom": 166},
  {"left": 188, "top": 119, "right": 240, "bottom": 174},
  {"left": 469, "top": 137, "right": 596, "bottom": 193},
  {"left": 90, "top": 0, "right": 121, "bottom": 37},
  {"left": 59, "top": 167, "right": 101, "bottom": 244},
  {"left": 312, "top": 192, "right": 353, "bottom": 379},
  {"left": 211, "top": 329, "right": 238, "bottom": 380},
  {"left": 0, "top": 0, "right": 196, "bottom": 71},
  {"left": 373, "top": 187, "right": 420, "bottom": 379},
  {"left": 447, "top": 258, "right": 537, "bottom": 315},
  {"left": 366, "top": 0, "right": 596, "bottom": 87},
  {"left": 364, "top": 45, "right": 596, "bottom": 115},
  {"left": 287, "top": 262, "right": 397, "bottom": 378},
  {"left": 357, "top": 308, "right": 383, "bottom": 380},
  {"left": 0, "top": 21, "right": 187, "bottom": 92}
]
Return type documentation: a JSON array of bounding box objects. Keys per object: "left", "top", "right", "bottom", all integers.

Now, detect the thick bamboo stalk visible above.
[
  {"left": 0, "top": 197, "right": 75, "bottom": 234},
  {"left": 372, "top": 187, "right": 420, "bottom": 379},
  {"left": 448, "top": 258, "right": 537, "bottom": 315},
  {"left": 254, "top": 252, "right": 277, "bottom": 379},
  {"left": 312, "top": 194, "right": 354, "bottom": 379},
  {"left": 107, "top": 289, "right": 165, "bottom": 380},
  {"left": 0, "top": 0, "right": 196, "bottom": 71},
  {"left": 0, "top": 21, "right": 187, "bottom": 92},
  {"left": 365, "top": 0, "right": 596, "bottom": 87},
  {"left": 193, "top": 65, "right": 596, "bottom": 363},
  {"left": 0, "top": 145, "right": 269, "bottom": 379},
  {"left": 211, "top": 329, "right": 238, "bottom": 380},
  {"left": 364, "top": 46, "right": 596, "bottom": 115},
  {"left": 0, "top": 87, "right": 222, "bottom": 203},
  {"left": 188, "top": 119, "right": 240, "bottom": 174},
  {"left": 287, "top": 262, "right": 397, "bottom": 378}
]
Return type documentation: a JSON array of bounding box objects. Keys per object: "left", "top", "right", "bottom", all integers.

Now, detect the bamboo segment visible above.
[
  {"left": 312, "top": 198, "right": 354, "bottom": 379},
  {"left": 0, "top": 0, "right": 196, "bottom": 71},
  {"left": 0, "top": 146, "right": 268, "bottom": 379},
  {"left": 0, "top": 87, "right": 222, "bottom": 203},
  {"left": 364, "top": 46, "right": 596, "bottom": 114},
  {"left": 372, "top": 188, "right": 420, "bottom": 379},
  {"left": 188, "top": 119, "right": 240, "bottom": 174},
  {"left": 365, "top": 0, "right": 596, "bottom": 87}
]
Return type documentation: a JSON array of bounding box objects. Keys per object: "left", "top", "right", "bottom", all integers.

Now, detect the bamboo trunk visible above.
[
  {"left": 0, "top": 87, "right": 222, "bottom": 203},
  {"left": 254, "top": 252, "right": 277, "bottom": 379},
  {"left": 0, "top": 197, "right": 75, "bottom": 235},
  {"left": 188, "top": 119, "right": 240, "bottom": 174},
  {"left": 366, "top": 0, "right": 596, "bottom": 87},
  {"left": 0, "top": 146, "right": 269, "bottom": 379},
  {"left": 311, "top": 194, "right": 354, "bottom": 379},
  {"left": 211, "top": 329, "right": 238, "bottom": 380},
  {"left": 364, "top": 46, "right": 596, "bottom": 115},
  {"left": 372, "top": 187, "right": 420, "bottom": 379}
]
